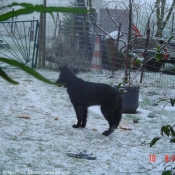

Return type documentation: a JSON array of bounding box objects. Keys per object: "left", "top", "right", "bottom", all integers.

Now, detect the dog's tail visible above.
[
  {"left": 102, "top": 89, "right": 122, "bottom": 129},
  {"left": 112, "top": 93, "right": 122, "bottom": 128},
  {"left": 100, "top": 91, "right": 122, "bottom": 136}
]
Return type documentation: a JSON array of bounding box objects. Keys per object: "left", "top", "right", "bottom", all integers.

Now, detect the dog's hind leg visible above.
[
  {"left": 100, "top": 106, "right": 116, "bottom": 136},
  {"left": 102, "top": 112, "right": 122, "bottom": 136},
  {"left": 101, "top": 104, "right": 122, "bottom": 136},
  {"left": 102, "top": 117, "right": 116, "bottom": 136},
  {"left": 101, "top": 94, "right": 122, "bottom": 136}
]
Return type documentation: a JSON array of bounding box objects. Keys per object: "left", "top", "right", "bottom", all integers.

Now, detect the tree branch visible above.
[{"left": 163, "top": 0, "right": 175, "bottom": 28}]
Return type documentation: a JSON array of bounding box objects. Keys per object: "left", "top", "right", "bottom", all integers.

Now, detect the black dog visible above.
[{"left": 56, "top": 66, "right": 122, "bottom": 136}]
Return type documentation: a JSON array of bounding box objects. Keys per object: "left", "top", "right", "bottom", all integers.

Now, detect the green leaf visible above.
[
  {"left": 48, "top": 12, "right": 54, "bottom": 20},
  {"left": 150, "top": 137, "right": 160, "bottom": 147},
  {"left": 156, "top": 45, "right": 160, "bottom": 52},
  {"left": 163, "top": 125, "right": 170, "bottom": 137},
  {"left": 170, "top": 98, "right": 175, "bottom": 106},
  {"left": 0, "top": 4, "right": 89, "bottom": 21},
  {"left": 167, "top": 35, "right": 174, "bottom": 43},
  {"left": 170, "top": 138, "right": 175, "bottom": 143},
  {"left": 117, "top": 83, "right": 123, "bottom": 89},
  {"left": 9, "top": 2, "right": 89, "bottom": 13},
  {"left": 162, "top": 170, "right": 172, "bottom": 175},
  {"left": 119, "top": 88, "right": 127, "bottom": 95},
  {"left": 0, "top": 58, "right": 61, "bottom": 86},
  {"left": 161, "top": 43, "right": 168, "bottom": 50},
  {"left": 161, "top": 125, "right": 165, "bottom": 136},
  {"left": 0, "top": 68, "right": 19, "bottom": 84},
  {"left": 155, "top": 52, "right": 162, "bottom": 61},
  {"left": 9, "top": 2, "right": 34, "bottom": 8},
  {"left": 136, "top": 59, "right": 141, "bottom": 65},
  {"left": 158, "top": 36, "right": 174, "bottom": 53},
  {"left": 170, "top": 126, "right": 175, "bottom": 137}
]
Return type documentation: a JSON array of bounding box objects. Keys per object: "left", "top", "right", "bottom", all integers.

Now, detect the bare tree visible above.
[
  {"left": 130, "top": 0, "right": 175, "bottom": 37},
  {"left": 155, "top": 0, "right": 175, "bottom": 37}
]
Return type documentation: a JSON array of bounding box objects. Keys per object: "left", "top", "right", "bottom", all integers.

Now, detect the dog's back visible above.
[
  {"left": 56, "top": 66, "right": 122, "bottom": 136},
  {"left": 68, "top": 80, "right": 119, "bottom": 106}
]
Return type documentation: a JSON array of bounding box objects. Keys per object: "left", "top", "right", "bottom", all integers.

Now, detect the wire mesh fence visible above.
[
  {"left": 8, "top": 0, "right": 175, "bottom": 88},
  {"left": 0, "top": 20, "right": 39, "bottom": 68}
]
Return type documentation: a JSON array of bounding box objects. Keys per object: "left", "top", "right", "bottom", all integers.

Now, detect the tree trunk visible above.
[{"left": 155, "top": 0, "right": 175, "bottom": 37}]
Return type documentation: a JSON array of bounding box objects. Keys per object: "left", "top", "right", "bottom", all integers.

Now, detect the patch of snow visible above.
[{"left": 0, "top": 68, "right": 175, "bottom": 175}]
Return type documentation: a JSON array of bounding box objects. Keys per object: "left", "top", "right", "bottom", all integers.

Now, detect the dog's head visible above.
[{"left": 55, "top": 66, "right": 76, "bottom": 87}]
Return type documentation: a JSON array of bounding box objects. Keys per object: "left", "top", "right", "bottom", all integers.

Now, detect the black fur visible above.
[{"left": 56, "top": 66, "right": 122, "bottom": 136}]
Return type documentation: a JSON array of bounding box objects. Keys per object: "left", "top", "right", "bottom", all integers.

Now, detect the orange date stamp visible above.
[{"left": 149, "top": 154, "right": 175, "bottom": 162}]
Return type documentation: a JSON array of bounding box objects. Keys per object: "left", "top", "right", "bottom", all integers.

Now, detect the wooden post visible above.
[
  {"left": 38, "top": 0, "right": 46, "bottom": 68},
  {"left": 140, "top": 28, "right": 150, "bottom": 83},
  {"left": 53, "top": 12, "right": 59, "bottom": 39},
  {"left": 42, "top": 0, "right": 46, "bottom": 67},
  {"left": 125, "top": 0, "right": 132, "bottom": 83},
  {"left": 113, "top": 23, "right": 121, "bottom": 74},
  {"left": 38, "top": 13, "right": 42, "bottom": 68},
  {"left": 171, "top": 12, "right": 174, "bottom": 35},
  {"left": 57, "top": 21, "right": 61, "bottom": 41}
]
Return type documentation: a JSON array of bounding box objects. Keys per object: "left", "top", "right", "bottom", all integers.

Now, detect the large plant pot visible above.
[
  {"left": 121, "top": 86, "right": 140, "bottom": 113},
  {"left": 114, "top": 85, "right": 140, "bottom": 113}
]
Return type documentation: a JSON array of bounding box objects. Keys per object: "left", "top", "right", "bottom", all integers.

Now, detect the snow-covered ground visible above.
[{"left": 0, "top": 68, "right": 175, "bottom": 175}]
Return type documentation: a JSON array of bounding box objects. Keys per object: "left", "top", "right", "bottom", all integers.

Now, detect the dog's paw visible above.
[
  {"left": 72, "top": 124, "right": 79, "bottom": 128},
  {"left": 80, "top": 124, "right": 86, "bottom": 128},
  {"left": 102, "top": 130, "right": 111, "bottom": 136}
]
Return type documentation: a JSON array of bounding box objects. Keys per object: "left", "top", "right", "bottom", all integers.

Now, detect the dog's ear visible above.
[
  {"left": 62, "top": 65, "right": 69, "bottom": 71},
  {"left": 63, "top": 65, "right": 68, "bottom": 69},
  {"left": 59, "top": 66, "right": 63, "bottom": 71}
]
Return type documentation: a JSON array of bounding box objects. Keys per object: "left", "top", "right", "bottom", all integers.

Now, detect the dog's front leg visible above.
[
  {"left": 72, "top": 120, "right": 81, "bottom": 128},
  {"left": 72, "top": 105, "right": 83, "bottom": 128},
  {"left": 80, "top": 107, "right": 87, "bottom": 128}
]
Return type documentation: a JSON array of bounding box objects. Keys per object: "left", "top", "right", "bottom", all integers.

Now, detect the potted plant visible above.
[
  {"left": 116, "top": 37, "right": 145, "bottom": 114},
  {"left": 114, "top": 52, "right": 142, "bottom": 114},
  {"left": 86, "top": 0, "right": 146, "bottom": 113},
  {"left": 113, "top": 0, "right": 142, "bottom": 114}
]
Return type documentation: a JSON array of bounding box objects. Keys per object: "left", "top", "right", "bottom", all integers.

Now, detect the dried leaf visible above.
[
  {"left": 54, "top": 116, "right": 59, "bottom": 120},
  {"left": 92, "top": 128, "right": 98, "bottom": 131},
  {"left": 119, "top": 125, "right": 132, "bottom": 130},
  {"left": 18, "top": 115, "right": 31, "bottom": 119}
]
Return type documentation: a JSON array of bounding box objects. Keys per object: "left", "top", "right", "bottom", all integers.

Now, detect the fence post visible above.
[
  {"left": 11, "top": 8, "right": 14, "bottom": 34},
  {"left": 38, "top": 15, "right": 42, "bottom": 68},
  {"left": 125, "top": 0, "right": 132, "bottom": 79},
  {"left": 38, "top": 0, "right": 46, "bottom": 68},
  {"left": 42, "top": 0, "right": 46, "bottom": 67},
  {"left": 140, "top": 28, "right": 150, "bottom": 83},
  {"left": 53, "top": 12, "right": 60, "bottom": 39}
]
